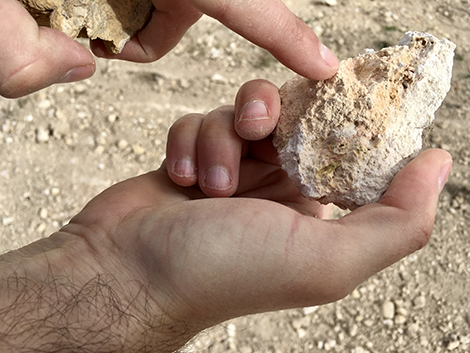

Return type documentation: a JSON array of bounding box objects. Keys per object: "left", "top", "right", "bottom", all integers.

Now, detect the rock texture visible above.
[
  {"left": 273, "top": 32, "right": 456, "bottom": 210},
  {"left": 19, "top": 0, "right": 154, "bottom": 54}
]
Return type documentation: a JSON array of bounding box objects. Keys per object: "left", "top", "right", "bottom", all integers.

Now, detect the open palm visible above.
[{"left": 67, "top": 86, "right": 450, "bottom": 344}]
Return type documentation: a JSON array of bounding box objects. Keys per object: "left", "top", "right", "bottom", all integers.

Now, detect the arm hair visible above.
[{"left": 0, "top": 269, "right": 183, "bottom": 353}]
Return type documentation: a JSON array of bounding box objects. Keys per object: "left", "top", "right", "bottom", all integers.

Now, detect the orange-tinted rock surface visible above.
[{"left": 273, "top": 32, "right": 456, "bottom": 210}]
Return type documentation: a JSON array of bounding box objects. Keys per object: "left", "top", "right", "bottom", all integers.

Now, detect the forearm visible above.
[{"left": 0, "top": 231, "right": 190, "bottom": 353}]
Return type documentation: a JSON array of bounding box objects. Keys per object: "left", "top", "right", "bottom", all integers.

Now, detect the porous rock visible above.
[
  {"left": 273, "top": 32, "right": 456, "bottom": 210},
  {"left": 19, "top": 0, "right": 154, "bottom": 54}
]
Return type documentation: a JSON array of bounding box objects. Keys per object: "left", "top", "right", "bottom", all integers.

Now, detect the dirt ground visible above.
[{"left": 1, "top": 0, "right": 470, "bottom": 352}]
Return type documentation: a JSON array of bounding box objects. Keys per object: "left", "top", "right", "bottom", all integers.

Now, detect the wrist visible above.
[{"left": 0, "top": 230, "right": 193, "bottom": 352}]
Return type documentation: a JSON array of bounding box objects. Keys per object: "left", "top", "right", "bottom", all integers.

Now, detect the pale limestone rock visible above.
[
  {"left": 273, "top": 32, "right": 455, "bottom": 210},
  {"left": 19, "top": 0, "right": 153, "bottom": 54}
]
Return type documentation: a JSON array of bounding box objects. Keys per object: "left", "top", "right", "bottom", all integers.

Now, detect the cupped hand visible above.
[
  {"left": 91, "top": 0, "right": 339, "bottom": 80},
  {"left": 63, "top": 80, "right": 451, "bottom": 350}
]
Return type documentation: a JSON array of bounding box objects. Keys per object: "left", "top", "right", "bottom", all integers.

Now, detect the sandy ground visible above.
[{"left": 1, "top": 0, "right": 470, "bottom": 352}]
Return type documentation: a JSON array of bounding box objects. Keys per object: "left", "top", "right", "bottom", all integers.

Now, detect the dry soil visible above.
[{"left": 1, "top": 1, "right": 470, "bottom": 352}]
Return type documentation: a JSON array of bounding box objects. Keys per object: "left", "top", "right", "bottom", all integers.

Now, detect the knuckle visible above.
[
  {"left": 197, "top": 0, "right": 230, "bottom": 21},
  {"left": 274, "top": 15, "right": 311, "bottom": 49},
  {"left": 0, "top": 53, "right": 46, "bottom": 98},
  {"left": 202, "top": 109, "right": 237, "bottom": 139},
  {"left": 396, "top": 207, "right": 435, "bottom": 252},
  {"left": 169, "top": 114, "right": 204, "bottom": 134},
  {"left": 410, "top": 210, "right": 435, "bottom": 250},
  {"left": 0, "top": 72, "right": 26, "bottom": 99},
  {"left": 325, "top": 266, "right": 361, "bottom": 302}
]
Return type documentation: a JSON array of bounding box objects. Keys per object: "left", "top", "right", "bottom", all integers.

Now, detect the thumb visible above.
[
  {"left": 0, "top": 0, "right": 95, "bottom": 98},
  {"left": 191, "top": 0, "right": 339, "bottom": 81},
  {"left": 238, "top": 149, "right": 453, "bottom": 313},
  {"left": 336, "top": 148, "right": 452, "bottom": 284}
]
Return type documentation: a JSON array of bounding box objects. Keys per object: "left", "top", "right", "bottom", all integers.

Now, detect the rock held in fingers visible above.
[
  {"left": 19, "top": 0, "right": 154, "bottom": 54},
  {"left": 273, "top": 32, "right": 456, "bottom": 210}
]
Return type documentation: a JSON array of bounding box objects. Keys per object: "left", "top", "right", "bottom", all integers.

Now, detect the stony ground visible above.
[{"left": 1, "top": 0, "right": 470, "bottom": 352}]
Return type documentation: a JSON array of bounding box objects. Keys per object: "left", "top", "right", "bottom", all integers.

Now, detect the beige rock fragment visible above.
[
  {"left": 273, "top": 32, "right": 456, "bottom": 210},
  {"left": 19, "top": 0, "right": 154, "bottom": 54}
]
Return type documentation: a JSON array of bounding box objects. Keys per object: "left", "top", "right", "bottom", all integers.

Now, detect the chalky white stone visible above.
[
  {"left": 273, "top": 32, "right": 456, "bottom": 210},
  {"left": 19, "top": 0, "right": 153, "bottom": 54}
]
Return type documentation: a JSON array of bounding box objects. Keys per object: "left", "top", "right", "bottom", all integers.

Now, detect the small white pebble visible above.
[
  {"left": 348, "top": 324, "right": 358, "bottom": 337},
  {"left": 354, "top": 347, "right": 369, "bottom": 353},
  {"left": 107, "top": 114, "right": 118, "bottom": 124},
  {"left": 297, "top": 328, "right": 307, "bottom": 339},
  {"left": 302, "top": 306, "right": 319, "bottom": 315},
  {"left": 448, "top": 341, "right": 460, "bottom": 350},
  {"left": 95, "top": 146, "right": 105, "bottom": 155},
  {"left": 38, "top": 99, "right": 52, "bottom": 110},
  {"left": 211, "top": 73, "right": 228, "bottom": 84},
  {"left": 36, "top": 222, "right": 47, "bottom": 233},
  {"left": 2, "top": 217, "right": 14, "bottom": 226},
  {"left": 407, "top": 323, "right": 420, "bottom": 335},
  {"left": 36, "top": 126, "right": 50, "bottom": 143},
  {"left": 351, "top": 289, "right": 361, "bottom": 299},
  {"left": 132, "top": 144, "right": 146, "bottom": 155},
  {"left": 74, "top": 83, "right": 87, "bottom": 93},
  {"left": 117, "top": 139, "right": 129, "bottom": 150},
  {"left": 39, "top": 208, "right": 48, "bottom": 219},
  {"left": 394, "top": 314, "right": 407, "bottom": 325},
  {"left": 381, "top": 301, "right": 395, "bottom": 319},
  {"left": 226, "top": 323, "right": 236, "bottom": 337},
  {"left": 413, "top": 295, "right": 426, "bottom": 309}
]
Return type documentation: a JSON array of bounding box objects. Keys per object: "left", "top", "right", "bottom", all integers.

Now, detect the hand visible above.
[
  {"left": 0, "top": 80, "right": 451, "bottom": 351},
  {"left": 65, "top": 82, "right": 454, "bottom": 344},
  {"left": 0, "top": 0, "right": 96, "bottom": 98},
  {"left": 92, "top": 0, "right": 339, "bottom": 81},
  {"left": 1, "top": 0, "right": 339, "bottom": 98}
]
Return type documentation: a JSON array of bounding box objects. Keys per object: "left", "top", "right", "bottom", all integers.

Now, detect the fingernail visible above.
[
  {"left": 173, "top": 157, "right": 196, "bottom": 178},
  {"left": 320, "top": 42, "right": 340, "bottom": 69},
  {"left": 204, "top": 166, "right": 232, "bottom": 190},
  {"left": 239, "top": 100, "right": 270, "bottom": 122},
  {"left": 57, "top": 65, "right": 95, "bottom": 84},
  {"left": 92, "top": 45, "right": 106, "bottom": 58},
  {"left": 438, "top": 159, "right": 452, "bottom": 193}
]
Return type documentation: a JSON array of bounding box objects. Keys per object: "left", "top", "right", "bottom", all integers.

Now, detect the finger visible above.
[
  {"left": 0, "top": 0, "right": 95, "bottom": 98},
  {"left": 247, "top": 136, "right": 279, "bottom": 165},
  {"left": 197, "top": 106, "right": 244, "bottom": 197},
  {"left": 191, "top": 0, "right": 339, "bottom": 80},
  {"left": 234, "top": 79, "right": 280, "bottom": 141},
  {"left": 166, "top": 114, "right": 204, "bottom": 187},
  {"left": 91, "top": 0, "right": 202, "bottom": 61}
]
